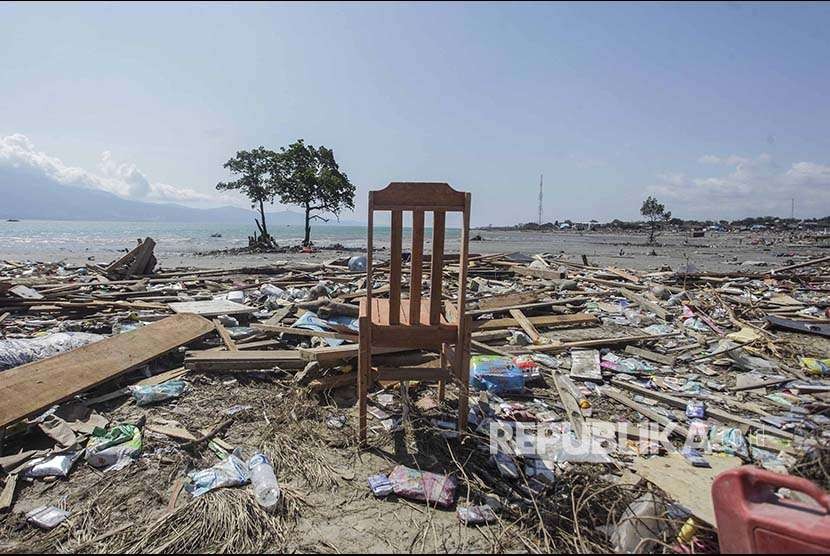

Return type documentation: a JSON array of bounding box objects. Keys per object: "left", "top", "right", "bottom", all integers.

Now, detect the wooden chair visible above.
[{"left": 358, "top": 182, "right": 472, "bottom": 444}]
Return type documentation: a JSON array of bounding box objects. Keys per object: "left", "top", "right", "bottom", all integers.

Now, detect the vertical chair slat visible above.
[
  {"left": 429, "top": 210, "right": 446, "bottom": 324},
  {"left": 366, "top": 195, "right": 374, "bottom": 320},
  {"left": 456, "top": 194, "right": 471, "bottom": 329},
  {"left": 389, "top": 210, "right": 403, "bottom": 325},
  {"left": 409, "top": 210, "right": 425, "bottom": 325}
]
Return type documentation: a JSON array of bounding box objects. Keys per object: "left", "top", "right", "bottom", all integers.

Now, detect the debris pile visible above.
[{"left": 0, "top": 242, "right": 828, "bottom": 552}]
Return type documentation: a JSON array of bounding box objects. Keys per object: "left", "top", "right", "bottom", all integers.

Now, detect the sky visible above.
[{"left": 1, "top": 1, "right": 829, "bottom": 225}]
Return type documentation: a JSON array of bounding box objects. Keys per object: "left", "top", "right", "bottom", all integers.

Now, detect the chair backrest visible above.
[{"left": 366, "top": 182, "right": 471, "bottom": 326}]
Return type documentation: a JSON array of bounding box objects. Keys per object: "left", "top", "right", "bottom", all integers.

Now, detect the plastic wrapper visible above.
[
  {"left": 187, "top": 454, "right": 250, "bottom": 497},
  {"left": 388, "top": 465, "right": 456, "bottom": 507},
  {"left": 709, "top": 426, "right": 749, "bottom": 459},
  {"left": 85, "top": 424, "right": 142, "bottom": 470},
  {"left": 801, "top": 357, "right": 830, "bottom": 376},
  {"left": 457, "top": 504, "right": 497, "bottom": 525},
  {"left": 368, "top": 473, "right": 393, "bottom": 497},
  {"left": 129, "top": 379, "right": 187, "bottom": 406},
  {"left": 24, "top": 450, "right": 83, "bottom": 479},
  {"left": 470, "top": 356, "right": 525, "bottom": 394},
  {"left": 0, "top": 332, "right": 104, "bottom": 371},
  {"left": 26, "top": 506, "right": 69, "bottom": 529}
]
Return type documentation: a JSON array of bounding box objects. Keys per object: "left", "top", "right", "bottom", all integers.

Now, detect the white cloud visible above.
[
  {"left": 653, "top": 153, "right": 830, "bottom": 218},
  {"left": 0, "top": 133, "right": 234, "bottom": 207}
]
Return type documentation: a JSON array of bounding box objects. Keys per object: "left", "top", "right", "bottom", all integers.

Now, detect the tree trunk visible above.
[
  {"left": 304, "top": 204, "right": 312, "bottom": 246},
  {"left": 259, "top": 199, "right": 268, "bottom": 239},
  {"left": 648, "top": 219, "right": 656, "bottom": 244}
]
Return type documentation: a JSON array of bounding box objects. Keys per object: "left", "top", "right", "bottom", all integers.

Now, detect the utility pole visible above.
[
  {"left": 791, "top": 198, "right": 795, "bottom": 220},
  {"left": 538, "top": 173, "right": 543, "bottom": 225}
]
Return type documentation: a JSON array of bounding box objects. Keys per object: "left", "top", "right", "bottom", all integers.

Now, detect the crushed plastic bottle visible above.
[{"left": 248, "top": 453, "right": 281, "bottom": 511}]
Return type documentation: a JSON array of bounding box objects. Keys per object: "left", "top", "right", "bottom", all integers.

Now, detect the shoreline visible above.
[{"left": 1, "top": 229, "right": 826, "bottom": 274}]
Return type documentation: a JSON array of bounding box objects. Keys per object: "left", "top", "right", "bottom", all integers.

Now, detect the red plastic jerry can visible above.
[{"left": 712, "top": 466, "right": 830, "bottom": 554}]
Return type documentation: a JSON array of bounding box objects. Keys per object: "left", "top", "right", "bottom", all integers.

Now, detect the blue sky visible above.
[{"left": 1, "top": 1, "right": 829, "bottom": 224}]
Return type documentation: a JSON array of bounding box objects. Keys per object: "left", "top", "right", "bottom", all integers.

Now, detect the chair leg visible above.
[
  {"left": 456, "top": 317, "right": 471, "bottom": 433},
  {"left": 358, "top": 317, "right": 370, "bottom": 445}
]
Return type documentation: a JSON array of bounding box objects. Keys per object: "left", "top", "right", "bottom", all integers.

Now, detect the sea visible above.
[{"left": 0, "top": 220, "right": 462, "bottom": 260}]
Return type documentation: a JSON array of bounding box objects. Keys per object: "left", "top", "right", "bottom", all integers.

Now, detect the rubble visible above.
[{"left": 0, "top": 241, "right": 828, "bottom": 553}]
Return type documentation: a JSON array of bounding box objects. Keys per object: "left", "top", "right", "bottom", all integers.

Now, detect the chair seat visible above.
[
  {"left": 360, "top": 298, "right": 450, "bottom": 326},
  {"left": 360, "top": 297, "right": 457, "bottom": 348}
]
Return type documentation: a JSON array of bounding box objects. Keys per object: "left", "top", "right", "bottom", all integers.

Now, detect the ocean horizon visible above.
[{"left": 0, "top": 219, "right": 463, "bottom": 258}]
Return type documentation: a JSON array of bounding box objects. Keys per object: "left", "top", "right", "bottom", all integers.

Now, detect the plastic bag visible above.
[
  {"left": 26, "top": 506, "right": 69, "bottom": 529},
  {"left": 457, "top": 504, "right": 497, "bottom": 525},
  {"left": 24, "top": 450, "right": 83, "bottom": 479},
  {"left": 348, "top": 256, "right": 367, "bottom": 272},
  {"left": 801, "top": 357, "right": 830, "bottom": 376},
  {"left": 470, "top": 356, "right": 524, "bottom": 394},
  {"left": 86, "top": 424, "right": 142, "bottom": 470},
  {"left": 610, "top": 492, "right": 668, "bottom": 553},
  {"left": 388, "top": 465, "right": 456, "bottom": 507},
  {"left": 0, "top": 332, "right": 104, "bottom": 371},
  {"left": 129, "top": 379, "right": 187, "bottom": 406},
  {"left": 709, "top": 426, "right": 749, "bottom": 459},
  {"left": 187, "top": 454, "right": 250, "bottom": 497}
]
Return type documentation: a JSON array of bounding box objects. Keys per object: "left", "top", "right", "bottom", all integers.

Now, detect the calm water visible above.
[{"left": 0, "top": 220, "right": 461, "bottom": 257}]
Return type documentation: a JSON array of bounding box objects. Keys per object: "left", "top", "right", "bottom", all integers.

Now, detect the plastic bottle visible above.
[{"left": 248, "top": 453, "right": 281, "bottom": 510}]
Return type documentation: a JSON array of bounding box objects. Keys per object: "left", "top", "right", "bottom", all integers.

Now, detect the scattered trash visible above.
[
  {"left": 186, "top": 453, "right": 250, "bottom": 497},
  {"left": 248, "top": 453, "right": 281, "bottom": 511},
  {"left": 26, "top": 505, "right": 70, "bottom": 530},
  {"left": 85, "top": 424, "right": 143, "bottom": 471},
  {"left": 388, "top": 465, "right": 457, "bottom": 508},
  {"left": 129, "top": 379, "right": 188, "bottom": 406}
]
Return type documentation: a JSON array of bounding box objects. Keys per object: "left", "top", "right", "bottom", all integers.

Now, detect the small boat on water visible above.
[
  {"left": 210, "top": 233, "right": 222, "bottom": 238},
  {"left": 7, "top": 219, "right": 20, "bottom": 222}
]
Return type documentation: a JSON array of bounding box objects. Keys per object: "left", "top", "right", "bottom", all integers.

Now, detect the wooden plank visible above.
[
  {"left": 184, "top": 350, "right": 304, "bottom": 371},
  {"left": 298, "top": 344, "right": 408, "bottom": 365},
  {"left": 476, "top": 291, "right": 548, "bottom": 311},
  {"left": 375, "top": 367, "right": 448, "bottom": 382},
  {"left": 624, "top": 345, "right": 676, "bottom": 366},
  {"left": 429, "top": 210, "right": 446, "bottom": 324},
  {"left": 606, "top": 267, "right": 640, "bottom": 283},
  {"left": 213, "top": 319, "right": 238, "bottom": 351},
  {"left": 609, "top": 377, "right": 800, "bottom": 441},
  {"left": 0, "top": 473, "right": 18, "bottom": 512},
  {"left": 471, "top": 339, "right": 513, "bottom": 357},
  {"left": 147, "top": 421, "right": 197, "bottom": 441},
  {"left": 409, "top": 210, "right": 425, "bottom": 324},
  {"left": 529, "top": 332, "right": 679, "bottom": 353},
  {"left": 770, "top": 255, "right": 830, "bottom": 275},
  {"left": 475, "top": 312, "right": 597, "bottom": 331},
  {"left": 511, "top": 266, "right": 566, "bottom": 280},
  {"left": 468, "top": 297, "right": 584, "bottom": 316},
  {"left": 168, "top": 299, "right": 256, "bottom": 317},
  {"left": 8, "top": 285, "right": 43, "bottom": 300},
  {"left": 619, "top": 288, "right": 667, "bottom": 320},
  {"left": 634, "top": 451, "right": 742, "bottom": 525},
  {"left": 252, "top": 323, "right": 358, "bottom": 342},
  {"left": 389, "top": 209, "right": 402, "bottom": 325},
  {"left": 0, "top": 314, "right": 214, "bottom": 429},
  {"left": 601, "top": 387, "right": 689, "bottom": 439},
  {"left": 508, "top": 309, "right": 541, "bottom": 342}
]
